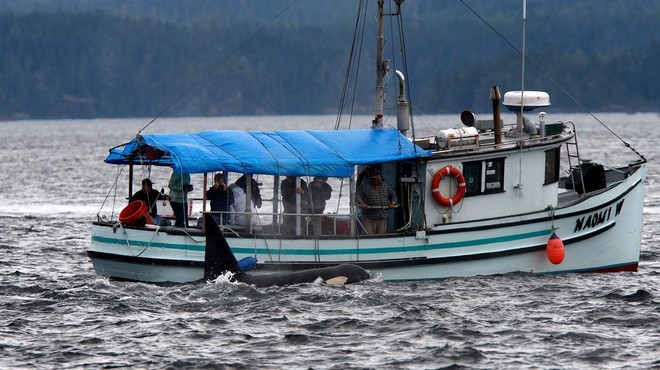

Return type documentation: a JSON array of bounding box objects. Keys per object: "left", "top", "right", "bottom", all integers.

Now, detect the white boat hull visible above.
[{"left": 88, "top": 165, "right": 644, "bottom": 283}]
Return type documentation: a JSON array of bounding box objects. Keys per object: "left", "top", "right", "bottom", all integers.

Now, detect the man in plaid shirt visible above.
[{"left": 355, "top": 166, "right": 397, "bottom": 234}]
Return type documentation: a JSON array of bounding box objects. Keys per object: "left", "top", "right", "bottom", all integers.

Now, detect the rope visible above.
[
  {"left": 548, "top": 205, "right": 557, "bottom": 233},
  {"left": 134, "top": 226, "right": 161, "bottom": 257},
  {"left": 97, "top": 165, "right": 125, "bottom": 220},
  {"left": 114, "top": 222, "right": 137, "bottom": 256}
]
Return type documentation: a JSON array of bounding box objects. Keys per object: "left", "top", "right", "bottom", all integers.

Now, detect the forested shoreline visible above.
[{"left": 1, "top": 0, "right": 658, "bottom": 120}]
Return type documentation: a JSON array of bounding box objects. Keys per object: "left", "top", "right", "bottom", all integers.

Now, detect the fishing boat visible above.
[{"left": 88, "top": 0, "right": 646, "bottom": 283}]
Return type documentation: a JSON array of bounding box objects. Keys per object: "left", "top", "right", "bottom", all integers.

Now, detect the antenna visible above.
[
  {"left": 373, "top": 0, "right": 385, "bottom": 128},
  {"left": 519, "top": 0, "right": 527, "bottom": 124},
  {"left": 517, "top": 0, "right": 528, "bottom": 192}
]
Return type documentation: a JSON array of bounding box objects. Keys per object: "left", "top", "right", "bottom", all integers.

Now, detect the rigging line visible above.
[
  {"left": 396, "top": 3, "right": 417, "bottom": 144},
  {"left": 458, "top": 0, "right": 645, "bottom": 162},
  {"left": 386, "top": 0, "right": 398, "bottom": 118},
  {"left": 335, "top": 0, "right": 366, "bottom": 130},
  {"left": 137, "top": 0, "right": 299, "bottom": 136},
  {"left": 347, "top": 6, "right": 369, "bottom": 131},
  {"left": 195, "top": 132, "right": 246, "bottom": 173},
  {"left": 345, "top": 0, "right": 369, "bottom": 131},
  {"left": 394, "top": 1, "right": 423, "bottom": 185},
  {"left": 98, "top": 165, "right": 126, "bottom": 217},
  {"left": 266, "top": 131, "right": 308, "bottom": 176}
]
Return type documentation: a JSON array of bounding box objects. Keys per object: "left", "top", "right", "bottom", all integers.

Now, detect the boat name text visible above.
[{"left": 574, "top": 200, "right": 624, "bottom": 233}]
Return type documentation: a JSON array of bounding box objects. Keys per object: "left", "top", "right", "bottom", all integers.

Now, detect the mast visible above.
[{"left": 372, "top": 0, "right": 385, "bottom": 128}]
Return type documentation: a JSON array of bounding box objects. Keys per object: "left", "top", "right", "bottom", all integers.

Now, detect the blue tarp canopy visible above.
[{"left": 105, "top": 129, "right": 430, "bottom": 177}]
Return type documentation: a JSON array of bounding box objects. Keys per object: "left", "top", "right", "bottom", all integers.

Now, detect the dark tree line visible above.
[{"left": 1, "top": 0, "right": 658, "bottom": 120}]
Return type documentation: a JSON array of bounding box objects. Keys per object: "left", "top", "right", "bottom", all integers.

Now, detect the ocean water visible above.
[{"left": 0, "top": 113, "right": 658, "bottom": 369}]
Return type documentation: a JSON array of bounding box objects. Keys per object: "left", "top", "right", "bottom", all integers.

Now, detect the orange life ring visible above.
[{"left": 431, "top": 166, "right": 466, "bottom": 207}]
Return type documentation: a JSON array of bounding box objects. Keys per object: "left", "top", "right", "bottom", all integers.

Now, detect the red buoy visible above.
[{"left": 546, "top": 232, "right": 565, "bottom": 264}]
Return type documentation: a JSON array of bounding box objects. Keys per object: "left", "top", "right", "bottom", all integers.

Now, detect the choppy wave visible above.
[{"left": 0, "top": 115, "right": 659, "bottom": 369}]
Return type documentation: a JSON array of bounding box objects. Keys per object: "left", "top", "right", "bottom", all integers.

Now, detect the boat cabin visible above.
[{"left": 104, "top": 89, "right": 610, "bottom": 240}]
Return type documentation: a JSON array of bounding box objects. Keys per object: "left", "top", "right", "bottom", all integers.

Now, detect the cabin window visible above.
[
  {"left": 484, "top": 159, "right": 505, "bottom": 193},
  {"left": 463, "top": 158, "right": 505, "bottom": 196},
  {"left": 463, "top": 162, "right": 482, "bottom": 194},
  {"left": 544, "top": 147, "right": 560, "bottom": 184}
]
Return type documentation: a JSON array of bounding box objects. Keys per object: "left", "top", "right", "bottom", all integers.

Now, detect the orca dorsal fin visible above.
[{"left": 203, "top": 213, "right": 243, "bottom": 280}]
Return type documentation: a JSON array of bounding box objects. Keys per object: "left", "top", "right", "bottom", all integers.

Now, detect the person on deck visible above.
[
  {"left": 231, "top": 175, "right": 261, "bottom": 226},
  {"left": 355, "top": 166, "right": 397, "bottom": 234},
  {"left": 308, "top": 176, "right": 332, "bottom": 235},
  {"left": 206, "top": 172, "right": 234, "bottom": 225},
  {"left": 129, "top": 178, "right": 167, "bottom": 225},
  {"left": 281, "top": 176, "right": 308, "bottom": 235},
  {"left": 235, "top": 175, "right": 262, "bottom": 209},
  {"left": 168, "top": 171, "right": 193, "bottom": 227}
]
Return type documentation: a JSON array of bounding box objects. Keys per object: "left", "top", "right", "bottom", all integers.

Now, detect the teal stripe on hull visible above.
[
  {"left": 91, "top": 235, "right": 205, "bottom": 251},
  {"left": 92, "top": 228, "right": 552, "bottom": 256}
]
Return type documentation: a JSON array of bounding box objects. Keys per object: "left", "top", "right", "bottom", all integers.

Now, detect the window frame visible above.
[
  {"left": 463, "top": 157, "right": 506, "bottom": 197},
  {"left": 544, "top": 147, "right": 560, "bottom": 185}
]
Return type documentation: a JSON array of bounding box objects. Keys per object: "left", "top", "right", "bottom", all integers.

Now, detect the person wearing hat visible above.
[
  {"left": 129, "top": 178, "right": 168, "bottom": 225},
  {"left": 308, "top": 176, "right": 332, "bottom": 235},
  {"left": 355, "top": 165, "right": 397, "bottom": 234}
]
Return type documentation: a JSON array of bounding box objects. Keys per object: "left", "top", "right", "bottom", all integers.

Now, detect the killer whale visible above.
[{"left": 202, "top": 213, "right": 370, "bottom": 287}]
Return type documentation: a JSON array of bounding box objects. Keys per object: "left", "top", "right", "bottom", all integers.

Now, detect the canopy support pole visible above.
[
  {"left": 246, "top": 174, "right": 253, "bottom": 234},
  {"left": 350, "top": 171, "right": 356, "bottom": 236},
  {"left": 273, "top": 175, "right": 280, "bottom": 233},
  {"left": 128, "top": 163, "right": 134, "bottom": 200}
]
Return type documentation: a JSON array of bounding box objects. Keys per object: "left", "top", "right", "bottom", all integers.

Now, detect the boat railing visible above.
[
  {"left": 415, "top": 121, "right": 571, "bottom": 152},
  {"left": 199, "top": 209, "right": 359, "bottom": 237}
]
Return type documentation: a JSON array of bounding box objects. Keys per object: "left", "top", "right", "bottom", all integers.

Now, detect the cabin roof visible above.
[{"left": 105, "top": 128, "right": 430, "bottom": 177}]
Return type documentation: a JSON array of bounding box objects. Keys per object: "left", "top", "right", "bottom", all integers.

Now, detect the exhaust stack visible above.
[{"left": 395, "top": 70, "right": 410, "bottom": 134}]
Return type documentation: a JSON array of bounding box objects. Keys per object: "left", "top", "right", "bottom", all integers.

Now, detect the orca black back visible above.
[{"left": 203, "top": 212, "right": 370, "bottom": 287}]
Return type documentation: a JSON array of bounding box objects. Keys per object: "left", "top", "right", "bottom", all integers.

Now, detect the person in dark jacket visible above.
[
  {"left": 281, "top": 176, "right": 307, "bottom": 235},
  {"left": 207, "top": 172, "right": 234, "bottom": 225},
  {"left": 308, "top": 176, "right": 332, "bottom": 235},
  {"left": 129, "top": 178, "right": 167, "bottom": 225}
]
